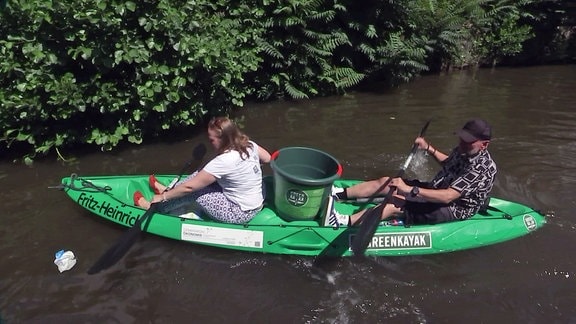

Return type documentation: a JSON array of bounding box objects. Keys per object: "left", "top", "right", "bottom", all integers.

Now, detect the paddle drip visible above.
[{"left": 405, "top": 150, "right": 436, "bottom": 180}]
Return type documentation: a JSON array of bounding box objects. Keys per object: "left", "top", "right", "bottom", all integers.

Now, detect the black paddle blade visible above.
[
  {"left": 87, "top": 204, "right": 157, "bottom": 274},
  {"left": 87, "top": 224, "right": 143, "bottom": 274},
  {"left": 351, "top": 203, "right": 386, "bottom": 256}
]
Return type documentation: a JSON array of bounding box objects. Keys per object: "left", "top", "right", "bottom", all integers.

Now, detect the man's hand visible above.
[
  {"left": 390, "top": 177, "right": 410, "bottom": 195},
  {"left": 415, "top": 137, "right": 429, "bottom": 150}
]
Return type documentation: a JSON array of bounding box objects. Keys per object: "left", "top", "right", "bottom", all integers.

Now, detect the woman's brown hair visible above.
[{"left": 208, "top": 117, "right": 252, "bottom": 159}]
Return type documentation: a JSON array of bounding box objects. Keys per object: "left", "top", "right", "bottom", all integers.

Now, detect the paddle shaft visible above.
[
  {"left": 87, "top": 143, "right": 207, "bottom": 274},
  {"left": 166, "top": 144, "right": 208, "bottom": 191},
  {"left": 351, "top": 120, "right": 431, "bottom": 256}
]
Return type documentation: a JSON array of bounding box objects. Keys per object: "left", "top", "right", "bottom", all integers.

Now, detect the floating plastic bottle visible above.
[{"left": 54, "top": 250, "right": 77, "bottom": 273}]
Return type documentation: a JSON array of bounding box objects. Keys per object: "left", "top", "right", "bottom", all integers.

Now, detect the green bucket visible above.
[{"left": 270, "top": 147, "right": 342, "bottom": 221}]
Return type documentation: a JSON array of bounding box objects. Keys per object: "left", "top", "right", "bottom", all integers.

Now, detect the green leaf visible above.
[
  {"left": 125, "top": 1, "right": 136, "bottom": 12},
  {"left": 158, "top": 65, "right": 170, "bottom": 75},
  {"left": 167, "top": 92, "right": 180, "bottom": 102}
]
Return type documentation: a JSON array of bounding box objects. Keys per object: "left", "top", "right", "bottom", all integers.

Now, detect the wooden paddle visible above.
[
  {"left": 87, "top": 143, "right": 207, "bottom": 274},
  {"left": 351, "top": 120, "right": 431, "bottom": 256}
]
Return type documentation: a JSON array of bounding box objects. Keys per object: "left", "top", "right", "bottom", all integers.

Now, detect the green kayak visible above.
[{"left": 60, "top": 174, "right": 546, "bottom": 257}]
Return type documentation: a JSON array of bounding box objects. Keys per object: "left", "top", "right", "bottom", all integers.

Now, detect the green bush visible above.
[
  {"left": 1, "top": 0, "right": 264, "bottom": 163},
  {"left": 409, "top": 0, "right": 535, "bottom": 70},
  {"left": 0, "top": 0, "right": 545, "bottom": 163}
]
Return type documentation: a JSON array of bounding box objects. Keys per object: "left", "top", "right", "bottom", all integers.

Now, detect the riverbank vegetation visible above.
[{"left": 1, "top": 0, "right": 574, "bottom": 163}]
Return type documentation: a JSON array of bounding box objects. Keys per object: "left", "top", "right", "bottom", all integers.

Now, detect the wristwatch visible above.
[{"left": 410, "top": 186, "right": 419, "bottom": 197}]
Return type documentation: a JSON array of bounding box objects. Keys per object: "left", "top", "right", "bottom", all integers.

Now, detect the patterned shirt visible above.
[{"left": 430, "top": 148, "right": 497, "bottom": 219}]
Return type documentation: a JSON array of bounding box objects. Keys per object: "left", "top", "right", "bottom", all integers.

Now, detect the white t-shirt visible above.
[{"left": 202, "top": 141, "right": 263, "bottom": 211}]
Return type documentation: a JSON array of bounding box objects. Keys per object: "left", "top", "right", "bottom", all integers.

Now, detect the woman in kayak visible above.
[
  {"left": 133, "top": 116, "right": 271, "bottom": 224},
  {"left": 331, "top": 118, "right": 497, "bottom": 226}
]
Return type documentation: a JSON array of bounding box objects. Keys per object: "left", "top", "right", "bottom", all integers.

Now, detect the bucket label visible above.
[{"left": 286, "top": 189, "right": 308, "bottom": 207}]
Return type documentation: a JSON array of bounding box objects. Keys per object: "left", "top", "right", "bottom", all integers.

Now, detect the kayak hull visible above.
[{"left": 60, "top": 174, "right": 546, "bottom": 257}]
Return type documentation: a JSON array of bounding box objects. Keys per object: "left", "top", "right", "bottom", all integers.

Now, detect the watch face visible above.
[{"left": 411, "top": 187, "right": 419, "bottom": 196}]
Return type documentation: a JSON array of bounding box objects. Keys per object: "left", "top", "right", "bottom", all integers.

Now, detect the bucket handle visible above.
[
  {"left": 271, "top": 150, "right": 279, "bottom": 161},
  {"left": 270, "top": 150, "right": 343, "bottom": 176}
]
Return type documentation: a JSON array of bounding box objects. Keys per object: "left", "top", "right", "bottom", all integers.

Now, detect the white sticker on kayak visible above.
[
  {"left": 523, "top": 214, "right": 537, "bottom": 231},
  {"left": 181, "top": 224, "right": 264, "bottom": 249},
  {"left": 353, "top": 231, "right": 432, "bottom": 250}
]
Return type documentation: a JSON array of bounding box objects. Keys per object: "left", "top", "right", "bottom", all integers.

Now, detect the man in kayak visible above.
[{"left": 331, "top": 118, "right": 497, "bottom": 226}]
